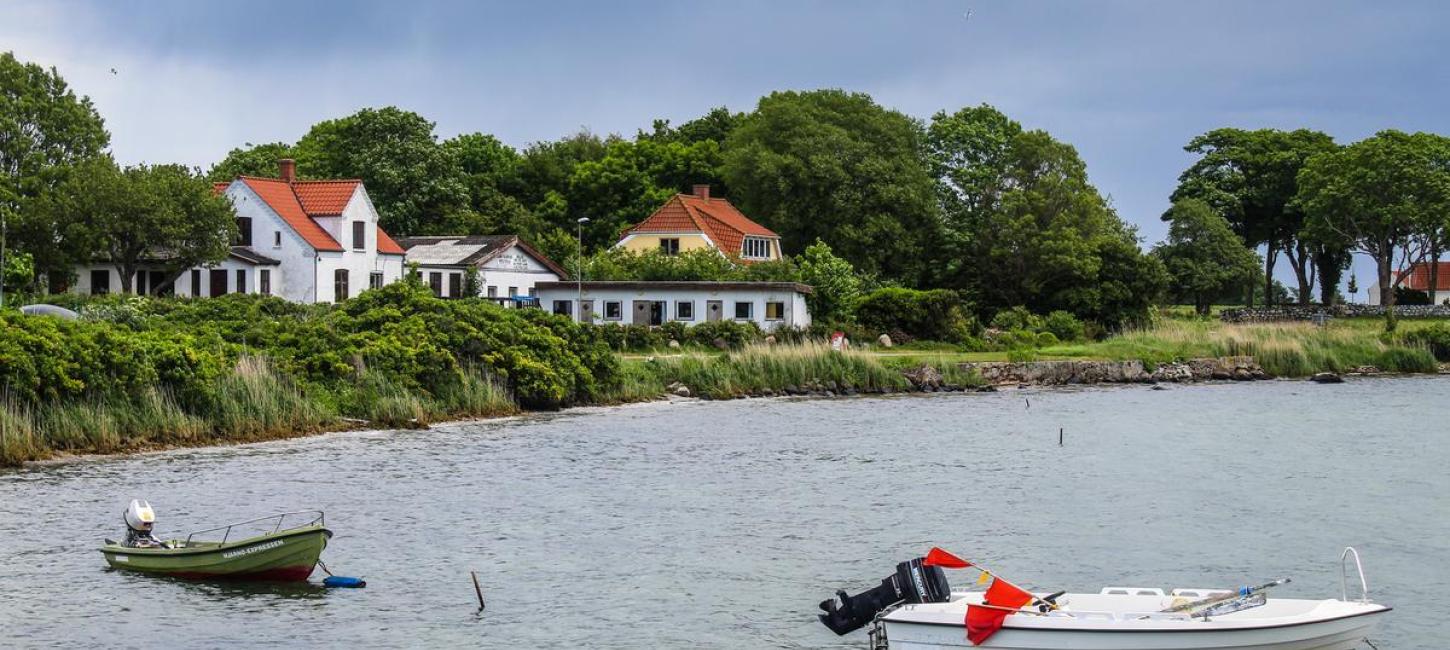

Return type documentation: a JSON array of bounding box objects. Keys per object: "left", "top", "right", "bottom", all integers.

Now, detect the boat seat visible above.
[{"left": 1100, "top": 587, "right": 1165, "bottom": 596}]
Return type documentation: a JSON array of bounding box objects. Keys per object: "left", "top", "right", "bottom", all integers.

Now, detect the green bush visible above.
[
  {"left": 1401, "top": 323, "right": 1450, "bottom": 361},
  {"left": 855, "top": 288, "right": 974, "bottom": 343},
  {"left": 989, "top": 306, "right": 1043, "bottom": 332},
  {"left": 1042, "top": 311, "right": 1086, "bottom": 342}
]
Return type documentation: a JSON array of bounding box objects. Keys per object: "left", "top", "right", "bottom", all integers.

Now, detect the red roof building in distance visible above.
[{"left": 616, "top": 184, "right": 782, "bottom": 262}]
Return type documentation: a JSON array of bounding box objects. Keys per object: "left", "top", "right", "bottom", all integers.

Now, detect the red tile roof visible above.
[
  {"left": 292, "top": 180, "right": 361, "bottom": 216},
  {"left": 237, "top": 177, "right": 344, "bottom": 252},
  {"left": 622, "top": 193, "right": 778, "bottom": 259},
  {"left": 222, "top": 175, "right": 401, "bottom": 255},
  {"left": 1396, "top": 262, "right": 1450, "bottom": 291},
  {"left": 376, "top": 226, "right": 405, "bottom": 255}
]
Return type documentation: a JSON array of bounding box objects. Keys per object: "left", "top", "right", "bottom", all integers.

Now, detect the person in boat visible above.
[{"left": 122, "top": 499, "right": 170, "bottom": 548}]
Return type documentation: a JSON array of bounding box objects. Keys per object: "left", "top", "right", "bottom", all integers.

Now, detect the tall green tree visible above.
[
  {"left": 0, "top": 51, "right": 110, "bottom": 285},
  {"left": 1170, "top": 128, "right": 1338, "bottom": 306},
  {"left": 293, "top": 107, "right": 468, "bottom": 236},
  {"left": 1153, "top": 199, "right": 1262, "bottom": 315},
  {"left": 1298, "top": 130, "right": 1450, "bottom": 329},
  {"left": 722, "top": 90, "right": 940, "bottom": 282},
  {"left": 40, "top": 158, "right": 236, "bottom": 293},
  {"left": 795, "top": 239, "right": 863, "bottom": 324},
  {"left": 206, "top": 141, "right": 296, "bottom": 181},
  {"left": 927, "top": 105, "right": 1165, "bottom": 327}
]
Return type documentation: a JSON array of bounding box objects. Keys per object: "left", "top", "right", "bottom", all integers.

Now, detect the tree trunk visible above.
[
  {"left": 1377, "top": 252, "right": 1396, "bottom": 332},
  {"left": 1284, "top": 241, "right": 1313, "bottom": 305},
  {"left": 1429, "top": 245, "right": 1441, "bottom": 306},
  {"left": 1196, "top": 295, "right": 1211, "bottom": 316},
  {"left": 114, "top": 263, "right": 135, "bottom": 294},
  {"left": 1263, "top": 244, "right": 1279, "bottom": 307},
  {"left": 1244, "top": 279, "right": 1255, "bottom": 308}
]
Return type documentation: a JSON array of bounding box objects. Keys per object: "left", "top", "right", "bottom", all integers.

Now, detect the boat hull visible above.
[{"left": 99, "top": 525, "right": 331, "bottom": 582}]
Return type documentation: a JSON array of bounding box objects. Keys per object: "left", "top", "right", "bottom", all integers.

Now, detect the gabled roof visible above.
[
  {"left": 223, "top": 175, "right": 404, "bottom": 255},
  {"left": 292, "top": 180, "right": 360, "bottom": 216},
  {"left": 1396, "top": 261, "right": 1450, "bottom": 291},
  {"left": 397, "top": 234, "right": 568, "bottom": 278},
  {"left": 621, "top": 193, "right": 778, "bottom": 258},
  {"left": 377, "top": 227, "right": 405, "bottom": 256}
]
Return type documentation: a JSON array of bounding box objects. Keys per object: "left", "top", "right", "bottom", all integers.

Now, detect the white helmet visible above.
[{"left": 124, "top": 499, "right": 156, "bottom": 532}]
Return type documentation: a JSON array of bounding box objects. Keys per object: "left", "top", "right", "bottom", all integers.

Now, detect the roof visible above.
[
  {"left": 397, "top": 235, "right": 568, "bottom": 277},
  {"left": 534, "top": 280, "right": 812, "bottom": 295},
  {"left": 621, "top": 193, "right": 778, "bottom": 258},
  {"left": 222, "top": 175, "right": 403, "bottom": 255},
  {"left": 1395, "top": 262, "right": 1450, "bottom": 291},
  {"left": 228, "top": 246, "right": 281, "bottom": 265}
]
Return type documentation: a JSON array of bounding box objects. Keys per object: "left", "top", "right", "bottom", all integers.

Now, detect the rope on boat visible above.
[{"left": 1364, "top": 639, "right": 1381, "bottom": 650}]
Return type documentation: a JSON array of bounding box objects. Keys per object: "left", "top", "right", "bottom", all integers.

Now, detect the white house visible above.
[
  {"left": 398, "top": 235, "right": 566, "bottom": 303},
  {"left": 1367, "top": 261, "right": 1450, "bottom": 305},
  {"left": 72, "top": 159, "right": 406, "bottom": 302},
  {"left": 533, "top": 281, "right": 812, "bottom": 331}
]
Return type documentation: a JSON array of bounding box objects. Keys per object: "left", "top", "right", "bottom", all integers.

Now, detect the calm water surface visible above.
[{"left": 2, "top": 378, "right": 1446, "bottom": 648}]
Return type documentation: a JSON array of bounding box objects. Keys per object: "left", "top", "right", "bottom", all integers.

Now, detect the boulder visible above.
[
  {"left": 764, "top": 335, "right": 777, "bottom": 346},
  {"left": 901, "top": 364, "right": 944, "bottom": 389},
  {"left": 1310, "top": 372, "right": 1345, "bottom": 384},
  {"left": 667, "top": 339, "right": 681, "bottom": 349},
  {"left": 666, "top": 382, "right": 692, "bottom": 397},
  {"left": 712, "top": 337, "right": 729, "bottom": 350},
  {"left": 877, "top": 334, "right": 894, "bottom": 348}
]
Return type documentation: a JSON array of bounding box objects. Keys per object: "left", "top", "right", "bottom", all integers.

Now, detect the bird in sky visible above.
[{"left": 109, "top": 68, "right": 117, "bottom": 75}]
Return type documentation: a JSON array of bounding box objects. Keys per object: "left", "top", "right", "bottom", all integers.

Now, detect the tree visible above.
[
  {"left": 722, "top": 90, "right": 940, "bottom": 282},
  {"left": 795, "top": 239, "right": 863, "bottom": 324},
  {"left": 1153, "top": 199, "right": 1262, "bottom": 314},
  {"left": 206, "top": 142, "right": 296, "bottom": 181},
  {"left": 1298, "top": 130, "right": 1450, "bottom": 330},
  {"left": 927, "top": 105, "right": 1165, "bottom": 327},
  {"left": 294, "top": 107, "right": 468, "bottom": 236},
  {"left": 0, "top": 51, "right": 110, "bottom": 284},
  {"left": 42, "top": 158, "right": 236, "bottom": 293},
  {"left": 1171, "top": 128, "right": 1337, "bottom": 306}
]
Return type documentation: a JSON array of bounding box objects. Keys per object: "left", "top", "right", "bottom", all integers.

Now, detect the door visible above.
[
  {"left": 580, "top": 300, "right": 595, "bottom": 323},
  {"left": 209, "top": 269, "right": 228, "bottom": 297},
  {"left": 706, "top": 300, "right": 723, "bottom": 322},
  {"left": 649, "top": 301, "right": 665, "bottom": 326},
  {"left": 632, "top": 300, "right": 650, "bottom": 325}
]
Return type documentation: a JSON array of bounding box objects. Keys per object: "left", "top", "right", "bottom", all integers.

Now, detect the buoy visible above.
[{"left": 323, "top": 576, "right": 367, "bottom": 588}]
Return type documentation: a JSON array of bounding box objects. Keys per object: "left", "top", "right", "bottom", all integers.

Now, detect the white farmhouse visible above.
[
  {"left": 398, "top": 235, "right": 567, "bottom": 303},
  {"left": 533, "top": 281, "right": 812, "bottom": 331},
  {"left": 72, "top": 159, "right": 406, "bottom": 302}
]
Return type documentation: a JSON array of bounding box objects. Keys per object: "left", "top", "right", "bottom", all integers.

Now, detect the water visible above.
[{"left": 1, "top": 378, "right": 1445, "bottom": 648}]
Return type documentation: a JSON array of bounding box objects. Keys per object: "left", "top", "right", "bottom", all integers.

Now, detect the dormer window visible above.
[{"left": 742, "top": 236, "right": 771, "bottom": 259}]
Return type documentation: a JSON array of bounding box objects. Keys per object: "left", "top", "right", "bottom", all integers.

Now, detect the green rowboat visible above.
[{"left": 100, "top": 511, "right": 331, "bottom": 581}]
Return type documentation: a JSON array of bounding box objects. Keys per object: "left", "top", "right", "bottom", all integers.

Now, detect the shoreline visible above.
[{"left": 11, "top": 364, "right": 1440, "bottom": 471}]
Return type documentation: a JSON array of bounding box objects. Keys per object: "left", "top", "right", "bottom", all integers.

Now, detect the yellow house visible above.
[{"left": 616, "top": 185, "right": 783, "bottom": 262}]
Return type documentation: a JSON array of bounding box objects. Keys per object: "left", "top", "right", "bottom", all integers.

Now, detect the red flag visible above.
[
  {"left": 923, "top": 547, "right": 973, "bottom": 569},
  {"left": 965, "top": 578, "right": 1034, "bottom": 645}
]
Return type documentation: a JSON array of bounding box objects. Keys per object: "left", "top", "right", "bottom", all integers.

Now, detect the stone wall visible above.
[
  {"left": 959, "top": 356, "right": 1266, "bottom": 386},
  {"left": 1221, "top": 304, "right": 1450, "bottom": 322}
]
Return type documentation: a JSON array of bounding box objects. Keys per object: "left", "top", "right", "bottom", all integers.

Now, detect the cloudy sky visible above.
[{"left": 5, "top": 0, "right": 1447, "bottom": 289}]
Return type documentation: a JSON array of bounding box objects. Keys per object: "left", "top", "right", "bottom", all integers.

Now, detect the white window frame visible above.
[
  {"left": 604, "top": 301, "right": 623, "bottom": 321},
  {"left": 733, "top": 301, "right": 753, "bottom": 320},
  {"left": 676, "top": 300, "right": 695, "bottom": 321},
  {"left": 742, "top": 236, "right": 771, "bottom": 260}
]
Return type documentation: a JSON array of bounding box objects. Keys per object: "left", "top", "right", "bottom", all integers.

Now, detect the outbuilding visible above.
[
  {"left": 398, "top": 235, "right": 567, "bottom": 303},
  {"left": 533, "top": 281, "right": 812, "bottom": 330}
]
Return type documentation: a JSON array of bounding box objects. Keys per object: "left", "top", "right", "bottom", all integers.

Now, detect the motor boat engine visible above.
[
  {"left": 124, "top": 499, "right": 156, "bottom": 533},
  {"left": 818, "top": 556, "right": 952, "bottom": 635}
]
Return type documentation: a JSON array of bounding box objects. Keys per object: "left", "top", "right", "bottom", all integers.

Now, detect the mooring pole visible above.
[
  {"left": 471, "top": 570, "right": 486, "bottom": 611},
  {"left": 1059, "top": 427, "right": 1063, "bottom": 446}
]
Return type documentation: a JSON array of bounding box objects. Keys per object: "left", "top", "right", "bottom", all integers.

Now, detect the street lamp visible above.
[{"left": 576, "top": 217, "right": 589, "bottom": 323}]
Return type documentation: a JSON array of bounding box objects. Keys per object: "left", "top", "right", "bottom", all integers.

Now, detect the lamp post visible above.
[{"left": 576, "top": 217, "right": 589, "bottom": 323}]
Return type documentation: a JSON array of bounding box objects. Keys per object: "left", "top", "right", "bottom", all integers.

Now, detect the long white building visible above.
[
  {"left": 72, "top": 159, "right": 406, "bottom": 302},
  {"left": 398, "top": 235, "right": 566, "bottom": 303},
  {"left": 533, "top": 281, "right": 812, "bottom": 330}
]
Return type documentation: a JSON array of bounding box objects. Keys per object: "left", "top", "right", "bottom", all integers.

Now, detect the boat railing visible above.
[
  {"left": 184, "top": 510, "right": 324, "bottom": 546},
  {"left": 1340, "top": 547, "right": 1369, "bottom": 603}
]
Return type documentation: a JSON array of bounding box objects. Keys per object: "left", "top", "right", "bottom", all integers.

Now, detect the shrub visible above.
[
  {"left": 989, "top": 306, "right": 1042, "bottom": 332},
  {"left": 1042, "top": 311, "right": 1086, "bottom": 342},
  {"left": 855, "top": 288, "right": 974, "bottom": 343},
  {"left": 1401, "top": 323, "right": 1450, "bottom": 361},
  {"left": 1395, "top": 286, "right": 1432, "bottom": 305}
]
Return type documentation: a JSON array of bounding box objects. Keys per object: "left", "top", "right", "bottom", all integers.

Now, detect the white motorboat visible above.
[{"left": 818, "top": 548, "right": 1389, "bottom": 650}]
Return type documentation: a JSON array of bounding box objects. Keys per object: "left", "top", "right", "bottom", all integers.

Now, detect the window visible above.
[
  {"left": 676, "top": 301, "right": 694, "bottom": 321},
  {"left": 352, "top": 221, "right": 366, "bottom": 250},
  {"left": 334, "top": 269, "right": 350, "bottom": 301},
  {"left": 370, "top": 272, "right": 384, "bottom": 290},
  {"left": 236, "top": 269, "right": 247, "bottom": 294},
  {"left": 742, "top": 236, "right": 771, "bottom": 259},
  {"left": 734, "top": 301, "right": 753, "bottom": 320},
  {"left": 191, "top": 270, "right": 202, "bottom": 297},
  {"left": 552, "top": 300, "right": 572, "bottom": 316},
  {"left": 507, "top": 286, "right": 517, "bottom": 297},
  {"left": 235, "top": 217, "right": 252, "bottom": 246},
  {"left": 90, "top": 270, "right": 110, "bottom": 295},
  {"left": 150, "top": 271, "right": 171, "bottom": 297},
  {"left": 604, "top": 301, "right": 622, "bottom": 320},
  {"left": 260, "top": 269, "right": 271, "bottom": 295},
  {"left": 765, "top": 301, "right": 785, "bottom": 321},
  {"left": 448, "top": 273, "right": 461, "bottom": 298},
  {"left": 659, "top": 238, "right": 680, "bottom": 255},
  {"left": 487, "top": 286, "right": 497, "bottom": 298},
  {"left": 429, "top": 272, "right": 443, "bottom": 296},
  {"left": 528, "top": 287, "right": 537, "bottom": 297},
  {"left": 273, "top": 231, "right": 282, "bottom": 248},
  {"left": 135, "top": 271, "right": 149, "bottom": 296}
]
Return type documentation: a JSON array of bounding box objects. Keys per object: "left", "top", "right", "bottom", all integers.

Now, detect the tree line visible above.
[{"left": 6, "top": 49, "right": 1447, "bottom": 330}]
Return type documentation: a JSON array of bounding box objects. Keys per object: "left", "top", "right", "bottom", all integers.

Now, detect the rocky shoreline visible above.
[{"left": 961, "top": 356, "right": 1270, "bottom": 386}]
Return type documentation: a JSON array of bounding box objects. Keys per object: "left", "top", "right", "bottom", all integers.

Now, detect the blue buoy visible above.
[{"left": 323, "top": 576, "right": 366, "bottom": 588}]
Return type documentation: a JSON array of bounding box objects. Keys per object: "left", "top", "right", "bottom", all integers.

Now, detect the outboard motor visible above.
[
  {"left": 122, "top": 499, "right": 164, "bottom": 548},
  {"left": 818, "top": 557, "right": 952, "bottom": 635}
]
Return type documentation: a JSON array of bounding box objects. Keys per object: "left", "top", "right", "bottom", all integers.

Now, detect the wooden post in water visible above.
[
  {"left": 1059, "top": 427, "right": 1063, "bottom": 446},
  {"left": 471, "top": 571, "right": 486, "bottom": 612}
]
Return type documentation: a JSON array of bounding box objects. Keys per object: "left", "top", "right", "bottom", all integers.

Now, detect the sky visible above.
[{"left": 4, "top": 0, "right": 1448, "bottom": 293}]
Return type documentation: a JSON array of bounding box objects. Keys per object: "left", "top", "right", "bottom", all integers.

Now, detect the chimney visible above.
[
  {"left": 278, "top": 158, "right": 296, "bottom": 183},
  {"left": 692, "top": 184, "right": 710, "bottom": 200}
]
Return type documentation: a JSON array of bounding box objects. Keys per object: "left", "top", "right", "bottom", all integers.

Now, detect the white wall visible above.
[
  {"left": 300, "top": 188, "right": 404, "bottom": 303},
  {"left": 534, "top": 285, "right": 811, "bottom": 331},
  {"left": 71, "top": 258, "right": 279, "bottom": 297},
  {"left": 480, "top": 245, "right": 561, "bottom": 298}
]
